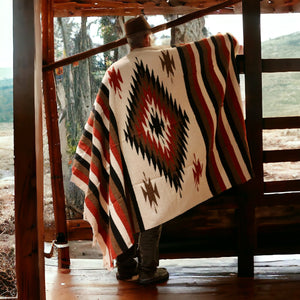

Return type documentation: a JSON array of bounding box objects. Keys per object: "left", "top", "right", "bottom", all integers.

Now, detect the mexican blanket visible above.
[{"left": 71, "top": 33, "right": 253, "bottom": 269}]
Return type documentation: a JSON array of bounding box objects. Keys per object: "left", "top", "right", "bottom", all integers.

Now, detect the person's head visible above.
[{"left": 125, "top": 15, "right": 152, "bottom": 50}]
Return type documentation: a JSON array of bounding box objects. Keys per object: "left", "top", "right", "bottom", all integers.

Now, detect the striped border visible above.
[
  {"left": 72, "top": 83, "right": 144, "bottom": 266},
  {"left": 177, "top": 33, "right": 252, "bottom": 195}
]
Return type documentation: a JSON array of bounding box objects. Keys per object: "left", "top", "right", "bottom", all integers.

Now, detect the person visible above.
[{"left": 115, "top": 15, "right": 169, "bottom": 285}]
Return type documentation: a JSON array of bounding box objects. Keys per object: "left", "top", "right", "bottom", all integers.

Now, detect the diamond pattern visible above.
[{"left": 124, "top": 60, "right": 190, "bottom": 192}]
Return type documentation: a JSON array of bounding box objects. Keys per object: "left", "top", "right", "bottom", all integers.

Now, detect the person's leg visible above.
[{"left": 138, "top": 225, "right": 169, "bottom": 285}]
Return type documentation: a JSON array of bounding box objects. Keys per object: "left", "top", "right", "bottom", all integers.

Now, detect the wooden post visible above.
[
  {"left": 42, "top": 0, "right": 70, "bottom": 269},
  {"left": 13, "top": 0, "right": 45, "bottom": 298},
  {"left": 237, "top": 0, "right": 263, "bottom": 277}
]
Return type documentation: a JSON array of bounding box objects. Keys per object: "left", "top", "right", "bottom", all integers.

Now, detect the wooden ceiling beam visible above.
[
  {"left": 52, "top": 0, "right": 243, "bottom": 16},
  {"left": 52, "top": 0, "right": 300, "bottom": 18}
]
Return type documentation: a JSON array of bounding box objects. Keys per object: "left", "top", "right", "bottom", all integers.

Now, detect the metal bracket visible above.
[{"left": 44, "top": 239, "right": 69, "bottom": 258}]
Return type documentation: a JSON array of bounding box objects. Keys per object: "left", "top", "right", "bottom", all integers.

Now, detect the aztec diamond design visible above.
[{"left": 124, "top": 59, "right": 190, "bottom": 192}]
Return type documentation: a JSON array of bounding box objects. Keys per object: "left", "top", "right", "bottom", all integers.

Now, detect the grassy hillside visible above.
[
  {"left": 0, "top": 68, "right": 13, "bottom": 122},
  {"left": 0, "top": 68, "right": 13, "bottom": 80},
  {"left": 0, "top": 79, "right": 13, "bottom": 122},
  {"left": 262, "top": 32, "right": 300, "bottom": 59},
  {"left": 261, "top": 32, "right": 300, "bottom": 117}
]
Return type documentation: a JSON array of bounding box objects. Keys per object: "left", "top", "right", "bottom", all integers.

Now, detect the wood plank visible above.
[
  {"left": 13, "top": 0, "right": 45, "bottom": 299},
  {"left": 237, "top": 57, "right": 300, "bottom": 73},
  {"left": 51, "top": 0, "right": 300, "bottom": 16},
  {"left": 262, "top": 58, "right": 300, "bottom": 72},
  {"left": 263, "top": 116, "right": 300, "bottom": 129},
  {"left": 263, "top": 149, "right": 300, "bottom": 163},
  {"left": 45, "top": 257, "right": 300, "bottom": 299},
  {"left": 52, "top": 0, "right": 240, "bottom": 16},
  {"left": 261, "top": 192, "right": 300, "bottom": 206},
  {"left": 264, "top": 180, "right": 300, "bottom": 193}
]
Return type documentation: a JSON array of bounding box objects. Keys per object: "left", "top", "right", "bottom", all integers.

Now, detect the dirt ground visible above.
[{"left": 0, "top": 122, "right": 299, "bottom": 297}]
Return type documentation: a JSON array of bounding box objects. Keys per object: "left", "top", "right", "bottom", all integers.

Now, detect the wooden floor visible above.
[{"left": 45, "top": 255, "right": 300, "bottom": 300}]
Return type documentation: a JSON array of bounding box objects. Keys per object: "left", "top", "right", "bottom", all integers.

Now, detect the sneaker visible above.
[{"left": 138, "top": 267, "right": 169, "bottom": 285}]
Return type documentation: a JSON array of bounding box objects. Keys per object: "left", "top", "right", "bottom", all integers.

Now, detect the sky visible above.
[
  {"left": 0, "top": 0, "right": 13, "bottom": 68},
  {"left": 0, "top": 0, "right": 299, "bottom": 68},
  {"left": 205, "top": 13, "right": 300, "bottom": 44}
]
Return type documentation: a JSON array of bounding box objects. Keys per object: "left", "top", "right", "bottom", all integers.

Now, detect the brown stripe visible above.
[
  {"left": 108, "top": 225, "right": 122, "bottom": 258},
  {"left": 85, "top": 187, "right": 108, "bottom": 236}
]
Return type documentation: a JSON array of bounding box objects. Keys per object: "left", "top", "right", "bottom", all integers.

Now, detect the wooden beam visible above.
[
  {"left": 43, "top": 0, "right": 241, "bottom": 72},
  {"left": 13, "top": 0, "right": 45, "bottom": 299},
  {"left": 262, "top": 192, "right": 300, "bottom": 206},
  {"left": 263, "top": 149, "right": 300, "bottom": 163},
  {"left": 52, "top": 0, "right": 240, "bottom": 17},
  {"left": 264, "top": 180, "right": 300, "bottom": 193},
  {"left": 237, "top": 0, "right": 264, "bottom": 278},
  {"left": 262, "top": 58, "right": 300, "bottom": 72},
  {"left": 263, "top": 116, "right": 300, "bottom": 129},
  {"left": 42, "top": 0, "right": 70, "bottom": 269},
  {"left": 51, "top": 0, "right": 300, "bottom": 16},
  {"left": 237, "top": 57, "right": 300, "bottom": 74}
]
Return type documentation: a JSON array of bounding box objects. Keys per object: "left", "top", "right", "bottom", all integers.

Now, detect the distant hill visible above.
[
  {"left": 0, "top": 68, "right": 13, "bottom": 80},
  {"left": 0, "top": 78, "right": 13, "bottom": 122},
  {"left": 261, "top": 32, "right": 300, "bottom": 117},
  {"left": 0, "top": 68, "right": 13, "bottom": 122},
  {"left": 262, "top": 32, "right": 300, "bottom": 59},
  {"left": 0, "top": 33, "right": 299, "bottom": 123}
]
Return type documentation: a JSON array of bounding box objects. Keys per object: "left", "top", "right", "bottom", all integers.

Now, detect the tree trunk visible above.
[{"left": 166, "top": 15, "right": 207, "bottom": 45}]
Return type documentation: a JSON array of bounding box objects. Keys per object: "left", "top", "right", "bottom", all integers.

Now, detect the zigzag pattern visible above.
[{"left": 124, "top": 59, "right": 190, "bottom": 192}]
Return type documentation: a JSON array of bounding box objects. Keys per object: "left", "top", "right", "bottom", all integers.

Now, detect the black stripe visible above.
[
  {"left": 122, "top": 155, "right": 145, "bottom": 232},
  {"left": 189, "top": 42, "right": 223, "bottom": 194},
  {"left": 110, "top": 109, "right": 145, "bottom": 232},
  {"left": 215, "top": 136, "right": 236, "bottom": 185},
  {"left": 110, "top": 167, "right": 126, "bottom": 201},
  {"left": 177, "top": 45, "right": 216, "bottom": 195},
  {"left": 93, "top": 108, "right": 109, "bottom": 140},
  {"left": 91, "top": 142, "right": 102, "bottom": 163},
  {"left": 88, "top": 180, "right": 109, "bottom": 224},
  {"left": 109, "top": 215, "right": 128, "bottom": 252},
  {"left": 74, "top": 153, "right": 90, "bottom": 171},
  {"left": 83, "top": 129, "right": 92, "bottom": 141},
  {"left": 223, "top": 100, "right": 253, "bottom": 177},
  {"left": 198, "top": 36, "right": 245, "bottom": 188},
  {"left": 100, "top": 82, "right": 109, "bottom": 99},
  {"left": 203, "top": 36, "right": 238, "bottom": 186},
  {"left": 226, "top": 33, "right": 240, "bottom": 83},
  {"left": 195, "top": 41, "right": 220, "bottom": 116},
  {"left": 210, "top": 36, "right": 228, "bottom": 79}
]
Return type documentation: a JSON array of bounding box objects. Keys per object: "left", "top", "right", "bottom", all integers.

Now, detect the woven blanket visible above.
[{"left": 71, "top": 33, "right": 253, "bottom": 269}]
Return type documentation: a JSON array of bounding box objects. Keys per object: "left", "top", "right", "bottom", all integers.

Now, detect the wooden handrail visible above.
[
  {"left": 263, "top": 116, "right": 300, "bottom": 129},
  {"left": 263, "top": 149, "right": 300, "bottom": 163},
  {"left": 264, "top": 180, "right": 300, "bottom": 193},
  {"left": 42, "top": 0, "right": 241, "bottom": 72}
]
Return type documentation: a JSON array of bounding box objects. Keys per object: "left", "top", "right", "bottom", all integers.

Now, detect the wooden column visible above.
[
  {"left": 237, "top": 0, "right": 263, "bottom": 277},
  {"left": 13, "top": 0, "right": 45, "bottom": 299},
  {"left": 42, "top": 0, "right": 70, "bottom": 269}
]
